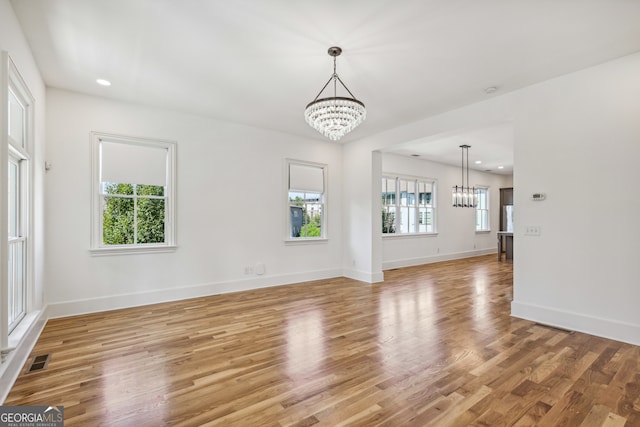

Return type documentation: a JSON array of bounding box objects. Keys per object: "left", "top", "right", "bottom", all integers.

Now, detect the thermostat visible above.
[{"left": 531, "top": 193, "right": 546, "bottom": 201}]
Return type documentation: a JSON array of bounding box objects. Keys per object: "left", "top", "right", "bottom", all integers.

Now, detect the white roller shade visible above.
[
  {"left": 101, "top": 140, "right": 167, "bottom": 186},
  {"left": 289, "top": 163, "right": 324, "bottom": 193}
]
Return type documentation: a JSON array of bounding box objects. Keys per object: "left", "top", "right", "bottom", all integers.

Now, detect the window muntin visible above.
[
  {"left": 475, "top": 187, "right": 490, "bottom": 231},
  {"left": 92, "top": 133, "right": 176, "bottom": 252},
  {"left": 382, "top": 176, "right": 436, "bottom": 234},
  {"left": 287, "top": 161, "right": 326, "bottom": 239}
]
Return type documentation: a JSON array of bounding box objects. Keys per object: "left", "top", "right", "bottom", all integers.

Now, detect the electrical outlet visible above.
[
  {"left": 525, "top": 226, "right": 541, "bottom": 236},
  {"left": 244, "top": 266, "right": 254, "bottom": 275}
]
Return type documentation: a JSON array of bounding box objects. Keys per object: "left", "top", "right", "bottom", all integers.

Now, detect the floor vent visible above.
[{"left": 26, "top": 354, "right": 51, "bottom": 374}]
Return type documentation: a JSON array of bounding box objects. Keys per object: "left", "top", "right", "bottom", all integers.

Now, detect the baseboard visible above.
[
  {"left": 47, "top": 268, "right": 344, "bottom": 319},
  {"left": 382, "top": 248, "right": 496, "bottom": 271},
  {"left": 0, "top": 308, "right": 48, "bottom": 403},
  {"left": 511, "top": 301, "right": 640, "bottom": 346},
  {"left": 343, "top": 268, "right": 384, "bottom": 283}
]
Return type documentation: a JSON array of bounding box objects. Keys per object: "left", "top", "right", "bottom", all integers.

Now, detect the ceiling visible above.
[
  {"left": 385, "top": 123, "right": 514, "bottom": 175},
  {"left": 10, "top": 0, "right": 640, "bottom": 173}
]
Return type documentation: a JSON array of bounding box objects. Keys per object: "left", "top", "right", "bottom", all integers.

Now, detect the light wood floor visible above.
[{"left": 6, "top": 255, "right": 640, "bottom": 426}]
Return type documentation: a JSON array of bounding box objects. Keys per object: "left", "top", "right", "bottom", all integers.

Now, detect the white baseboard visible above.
[
  {"left": 382, "top": 248, "right": 496, "bottom": 270},
  {"left": 511, "top": 301, "right": 640, "bottom": 346},
  {"left": 0, "top": 309, "right": 48, "bottom": 403},
  {"left": 343, "top": 268, "right": 384, "bottom": 283},
  {"left": 47, "top": 268, "right": 344, "bottom": 319}
]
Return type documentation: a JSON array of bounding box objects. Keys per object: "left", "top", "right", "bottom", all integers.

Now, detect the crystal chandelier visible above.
[
  {"left": 305, "top": 47, "right": 366, "bottom": 141},
  {"left": 452, "top": 145, "right": 477, "bottom": 208}
]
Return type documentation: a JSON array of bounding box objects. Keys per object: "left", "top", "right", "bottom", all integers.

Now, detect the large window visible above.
[
  {"left": 287, "top": 160, "right": 326, "bottom": 239},
  {"left": 4, "top": 55, "right": 33, "bottom": 335},
  {"left": 382, "top": 175, "right": 436, "bottom": 234},
  {"left": 0, "top": 52, "right": 35, "bottom": 346},
  {"left": 91, "top": 133, "right": 176, "bottom": 254},
  {"left": 475, "top": 187, "right": 490, "bottom": 232}
]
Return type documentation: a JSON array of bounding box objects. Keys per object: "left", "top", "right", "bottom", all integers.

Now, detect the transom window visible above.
[
  {"left": 382, "top": 175, "right": 436, "bottom": 234},
  {"left": 91, "top": 133, "right": 176, "bottom": 254}
]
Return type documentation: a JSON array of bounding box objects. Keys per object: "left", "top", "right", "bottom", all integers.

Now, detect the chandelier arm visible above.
[
  {"left": 335, "top": 75, "right": 359, "bottom": 100},
  {"left": 312, "top": 75, "right": 337, "bottom": 103}
]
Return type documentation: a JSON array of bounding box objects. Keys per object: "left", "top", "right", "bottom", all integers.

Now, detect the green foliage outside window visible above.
[
  {"left": 382, "top": 210, "right": 396, "bottom": 233},
  {"left": 103, "top": 183, "right": 165, "bottom": 245}
]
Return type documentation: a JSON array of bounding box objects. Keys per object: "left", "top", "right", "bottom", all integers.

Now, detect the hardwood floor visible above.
[{"left": 6, "top": 255, "right": 640, "bottom": 426}]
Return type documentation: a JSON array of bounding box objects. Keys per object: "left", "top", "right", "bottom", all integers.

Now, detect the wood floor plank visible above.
[{"left": 5, "top": 255, "right": 640, "bottom": 426}]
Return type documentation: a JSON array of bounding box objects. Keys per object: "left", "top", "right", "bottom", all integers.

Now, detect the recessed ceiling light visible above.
[
  {"left": 484, "top": 86, "right": 498, "bottom": 94},
  {"left": 96, "top": 79, "right": 111, "bottom": 86},
  {"left": 475, "top": 160, "right": 482, "bottom": 164},
  {"left": 498, "top": 165, "right": 504, "bottom": 169}
]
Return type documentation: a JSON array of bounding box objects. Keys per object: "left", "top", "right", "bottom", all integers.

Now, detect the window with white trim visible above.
[
  {"left": 91, "top": 133, "right": 176, "bottom": 253},
  {"left": 382, "top": 175, "right": 436, "bottom": 234},
  {"left": 4, "top": 54, "right": 33, "bottom": 336},
  {"left": 287, "top": 160, "right": 326, "bottom": 239},
  {"left": 475, "top": 187, "right": 490, "bottom": 231}
]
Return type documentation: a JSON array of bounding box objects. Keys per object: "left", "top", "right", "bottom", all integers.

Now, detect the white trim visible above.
[
  {"left": 382, "top": 248, "right": 496, "bottom": 270},
  {"left": 475, "top": 186, "right": 490, "bottom": 232},
  {"left": 511, "top": 301, "right": 640, "bottom": 347},
  {"left": 0, "top": 308, "right": 47, "bottom": 404},
  {"left": 283, "top": 238, "right": 328, "bottom": 245},
  {"left": 90, "top": 132, "right": 177, "bottom": 251},
  {"left": 1, "top": 52, "right": 36, "bottom": 359},
  {"left": 0, "top": 51, "right": 9, "bottom": 354},
  {"left": 46, "top": 268, "right": 344, "bottom": 319},
  {"left": 285, "top": 158, "right": 328, "bottom": 240},
  {"left": 89, "top": 245, "right": 177, "bottom": 256},
  {"left": 382, "top": 232, "right": 438, "bottom": 239},
  {"left": 381, "top": 173, "right": 437, "bottom": 235},
  {"left": 343, "top": 268, "right": 384, "bottom": 284}
]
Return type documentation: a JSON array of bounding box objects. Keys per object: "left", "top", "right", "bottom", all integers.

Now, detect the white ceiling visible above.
[
  {"left": 385, "top": 123, "right": 514, "bottom": 175},
  {"left": 10, "top": 0, "right": 640, "bottom": 173}
]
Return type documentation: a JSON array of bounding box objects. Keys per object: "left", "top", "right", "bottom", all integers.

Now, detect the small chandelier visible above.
[
  {"left": 304, "top": 46, "right": 366, "bottom": 141},
  {"left": 452, "top": 144, "right": 477, "bottom": 208}
]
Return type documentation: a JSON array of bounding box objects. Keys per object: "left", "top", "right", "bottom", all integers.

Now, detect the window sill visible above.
[
  {"left": 382, "top": 232, "right": 438, "bottom": 239},
  {"left": 284, "top": 238, "right": 328, "bottom": 245},
  {"left": 90, "top": 245, "right": 177, "bottom": 256},
  {"left": 476, "top": 230, "right": 491, "bottom": 234}
]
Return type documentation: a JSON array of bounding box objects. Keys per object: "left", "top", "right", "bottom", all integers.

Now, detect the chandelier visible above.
[
  {"left": 452, "top": 145, "right": 477, "bottom": 208},
  {"left": 304, "top": 47, "right": 366, "bottom": 141}
]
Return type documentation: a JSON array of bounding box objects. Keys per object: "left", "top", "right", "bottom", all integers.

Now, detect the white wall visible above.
[
  {"left": 0, "top": 0, "right": 47, "bottom": 401},
  {"left": 381, "top": 153, "right": 511, "bottom": 269},
  {"left": 45, "top": 89, "right": 344, "bottom": 317},
  {"left": 511, "top": 52, "right": 640, "bottom": 345}
]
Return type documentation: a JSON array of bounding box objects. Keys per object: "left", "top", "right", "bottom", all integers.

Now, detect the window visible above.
[
  {"left": 381, "top": 177, "right": 396, "bottom": 233},
  {"left": 287, "top": 160, "right": 326, "bottom": 239},
  {"left": 91, "top": 133, "right": 176, "bottom": 254},
  {"left": 475, "top": 187, "right": 490, "bottom": 231},
  {"left": 2, "top": 53, "right": 33, "bottom": 341},
  {"left": 382, "top": 175, "right": 436, "bottom": 234}
]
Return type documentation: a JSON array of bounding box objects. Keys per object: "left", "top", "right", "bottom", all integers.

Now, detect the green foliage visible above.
[
  {"left": 300, "top": 213, "right": 322, "bottom": 237},
  {"left": 290, "top": 196, "right": 304, "bottom": 207},
  {"left": 382, "top": 209, "right": 395, "bottom": 233},
  {"left": 103, "top": 183, "right": 165, "bottom": 245}
]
